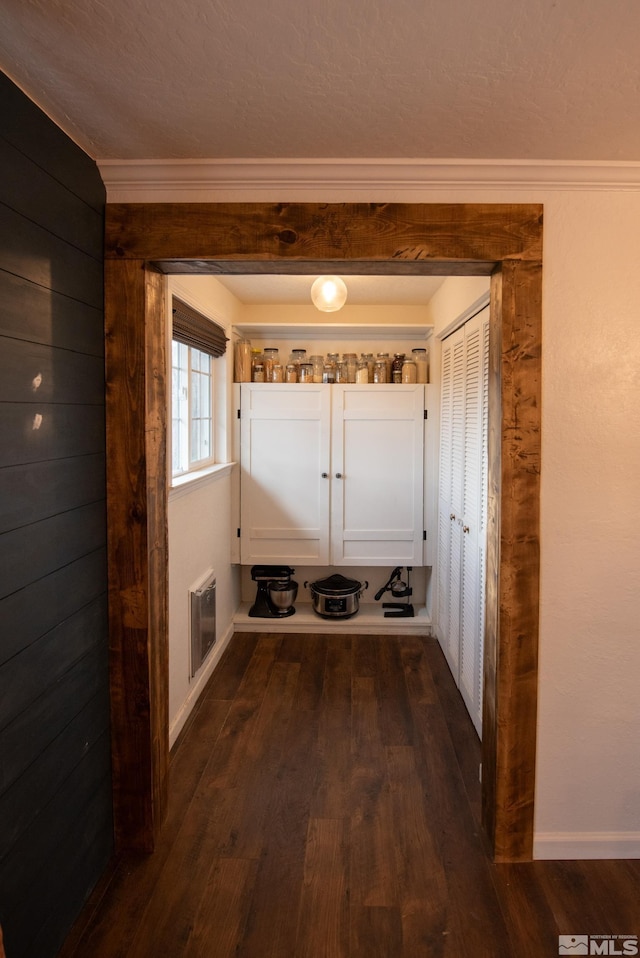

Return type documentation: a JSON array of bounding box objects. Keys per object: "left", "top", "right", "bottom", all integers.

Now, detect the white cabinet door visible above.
[
  {"left": 436, "top": 308, "right": 489, "bottom": 736},
  {"left": 330, "top": 385, "right": 425, "bottom": 565},
  {"left": 239, "top": 384, "right": 331, "bottom": 564},
  {"left": 240, "top": 383, "right": 425, "bottom": 567}
]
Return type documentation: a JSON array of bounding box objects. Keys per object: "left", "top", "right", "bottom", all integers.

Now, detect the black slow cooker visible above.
[{"left": 305, "top": 573, "right": 368, "bottom": 619}]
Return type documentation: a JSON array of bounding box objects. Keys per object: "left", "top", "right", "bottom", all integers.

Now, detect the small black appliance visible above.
[
  {"left": 374, "top": 566, "right": 414, "bottom": 617},
  {"left": 249, "top": 565, "right": 297, "bottom": 618}
]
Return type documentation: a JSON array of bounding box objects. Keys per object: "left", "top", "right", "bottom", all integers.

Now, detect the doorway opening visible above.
[{"left": 104, "top": 201, "right": 542, "bottom": 861}]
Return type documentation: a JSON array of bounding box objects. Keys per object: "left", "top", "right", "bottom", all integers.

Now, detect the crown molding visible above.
[{"left": 97, "top": 157, "right": 640, "bottom": 202}]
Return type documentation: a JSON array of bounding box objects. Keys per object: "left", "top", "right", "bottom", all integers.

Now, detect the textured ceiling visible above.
[{"left": 1, "top": 0, "right": 640, "bottom": 161}]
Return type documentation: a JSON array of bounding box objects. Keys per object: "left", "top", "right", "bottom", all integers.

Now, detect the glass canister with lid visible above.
[
  {"left": 262, "top": 347, "right": 279, "bottom": 381},
  {"left": 401, "top": 358, "right": 417, "bottom": 383},
  {"left": 285, "top": 362, "right": 298, "bottom": 383},
  {"left": 343, "top": 353, "right": 358, "bottom": 383},
  {"left": 411, "top": 347, "right": 429, "bottom": 383},
  {"left": 234, "top": 337, "right": 252, "bottom": 382},
  {"left": 362, "top": 352, "right": 375, "bottom": 382},
  {"left": 298, "top": 362, "right": 314, "bottom": 383},
  {"left": 310, "top": 355, "right": 324, "bottom": 383},
  {"left": 322, "top": 360, "right": 336, "bottom": 384},
  {"left": 290, "top": 348, "right": 307, "bottom": 373},
  {"left": 335, "top": 360, "right": 348, "bottom": 383},
  {"left": 377, "top": 352, "right": 391, "bottom": 383},
  {"left": 356, "top": 358, "right": 369, "bottom": 384},
  {"left": 373, "top": 358, "right": 388, "bottom": 383},
  {"left": 392, "top": 353, "right": 405, "bottom": 383}
]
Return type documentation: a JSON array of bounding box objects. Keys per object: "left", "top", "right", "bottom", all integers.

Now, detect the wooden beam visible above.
[
  {"left": 105, "top": 260, "right": 168, "bottom": 851},
  {"left": 105, "top": 202, "right": 543, "bottom": 267}
]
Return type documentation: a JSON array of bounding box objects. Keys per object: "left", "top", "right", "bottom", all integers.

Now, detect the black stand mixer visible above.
[{"left": 249, "top": 565, "right": 298, "bottom": 618}]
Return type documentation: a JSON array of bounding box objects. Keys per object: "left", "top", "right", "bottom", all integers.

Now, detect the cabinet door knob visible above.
[
  {"left": 463, "top": 525, "right": 470, "bottom": 533},
  {"left": 321, "top": 472, "right": 329, "bottom": 478},
  {"left": 335, "top": 472, "right": 343, "bottom": 479},
  {"left": 450, "top": 513, "right": 456, "bottom": 521}
]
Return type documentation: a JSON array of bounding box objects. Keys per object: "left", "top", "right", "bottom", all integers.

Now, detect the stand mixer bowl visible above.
[{"left": 267, "top": 579, "right": 298, "bottom": 612}]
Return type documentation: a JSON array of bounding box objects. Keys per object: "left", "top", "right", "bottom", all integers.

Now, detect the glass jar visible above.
[
  {"left": 335, "top": 360, "right": 348, "bottom": 383},
  {"left": 298, "top": 362, "right": 314, "bottom": 383},
  {"left": 310, "top": 355, "right": 324, "bottom": 383},
  {"left": 290, "top": 348, "right": 307, "bottom": 377},
  {"left": 373, "top": 359, "right": 388, "bottom": 383},
  {"left": 343, "top": 353, "right": 358, "bottom": 383},
  {"left": 290, "top": 348, "right": 307, "bottom": 365},
  {"left": 322, "top": 361, "right": 336, "bottom": 384},
  {"left": 392, "top": 353, "right": 405, "bottom": 384},
  {"left": 234, "top": 337, "right": 252, "bottom": 382},
  {"left": 270, "top": 362, "right": 284, "bottom": 383},
  {"left": 252, "top": 362, "right": 265, "bottom": 383},
  {"left": 285, "top": 362, "right": 298, "bottom": 383},
  {"left": 377, "top": 352, "right": 391, "bottom": 382},
  {"left": 412, "top": 347, "right": 429, "bottom": 383},
  {"left": 356, "top": 358, "right": 369, "bottom": 384},
  {"left": 251, "top": 350, "right": 263, "bottom": 380},
  {"left": 363, "top": 352, "right": 375, "bottom": 383},
  {"left": 401, "top": 359, "right": 417, "bottom": 383},
  {"left": 262, "top": 347, "right": 279, "bottom": 381}
]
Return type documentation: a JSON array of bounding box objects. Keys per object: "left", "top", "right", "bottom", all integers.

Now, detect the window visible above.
[
  {"left": 171, "top": 340, "right": 213, "bottom": 476},
  {"left": 171, "top": 297, "right": 228, "bottom": 479}
]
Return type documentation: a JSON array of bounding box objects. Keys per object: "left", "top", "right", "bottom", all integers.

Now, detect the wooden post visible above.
[
  {"left": 483, "top": 260, "right": 543, "bottom": 860},
  {"left": 105, "top": 259, "right": 168, "bottom": 851}
]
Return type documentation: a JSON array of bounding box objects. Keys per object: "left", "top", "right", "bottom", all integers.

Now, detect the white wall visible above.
[
  {"left": 532, "top": 191, "right": 640, "bottom": 858},
  {"left": 167, "top": 276, "right": 242, "bottom": 746},
  {"left": 161, "top": 181, "right": 640, "bottom": 857}
]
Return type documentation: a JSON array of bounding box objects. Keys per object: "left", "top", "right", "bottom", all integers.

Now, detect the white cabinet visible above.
[
  {"left": 240, "top": 383, "right": 425, "bottom": 567},
  {"left": 330, "top": 384, "right": 425, "bottom": 565},
  {"left": 239, "top": 383, "right": 331, "bottom": 564},
  {"left": 436, "top": 306, "right": 489, "bottom": 735}
]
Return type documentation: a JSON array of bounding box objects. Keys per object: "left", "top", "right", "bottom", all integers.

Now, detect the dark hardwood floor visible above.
[{"left": 59, "top": 633, "right": 640, "bottom": 957}]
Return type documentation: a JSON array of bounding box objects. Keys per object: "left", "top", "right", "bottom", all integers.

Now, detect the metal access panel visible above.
[{"left": 190, "top": 572, "right": 216, "bottom": 677}]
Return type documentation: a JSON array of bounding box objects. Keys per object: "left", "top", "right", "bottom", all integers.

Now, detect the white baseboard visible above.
[
  {"left": 534, "top": 831, "right": 640, "bottom": 860},
  {"left": 169, "top": 621, "right": 234, "bottom": 749}
]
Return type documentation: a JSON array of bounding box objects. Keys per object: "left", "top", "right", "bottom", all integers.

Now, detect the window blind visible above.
[{"left": 172, "top": 297, "right": 228, "bottom": 357}]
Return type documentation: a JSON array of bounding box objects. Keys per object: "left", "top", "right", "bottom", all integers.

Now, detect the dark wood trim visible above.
[
  {"left": 106, "top": 201, "right": 543, "bottom": 269},
  {"left": 483, "top": 262, "right": 542, "bottom": 860},
  {"left": 104, "top": 202, "right": 542, "bottom": 861},
  {"left": 105, "top": 260, "right": 168, "bottom": 851}
]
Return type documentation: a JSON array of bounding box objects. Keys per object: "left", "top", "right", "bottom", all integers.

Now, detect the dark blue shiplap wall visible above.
[{"left": 0, "top": 73, "right": 113, "bottom": 957}]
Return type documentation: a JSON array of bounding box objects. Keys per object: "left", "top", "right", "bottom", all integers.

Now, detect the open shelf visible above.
[
  {"left": 234, "top": 323, "right": 433, "bottom": 342},
  {"left": 233, "top": 601, "right": 431, "bottom": 635}
]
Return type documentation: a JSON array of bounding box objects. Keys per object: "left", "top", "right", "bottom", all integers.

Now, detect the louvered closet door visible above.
[
  {"left": 436, "top": 307, "right": 489, "bottom": 737},
  {"left": 458, "top": 311, "right": 489, "bottom": 735},
  {"left": 437, "top": 326, "right": 465, "bottom": 673}
]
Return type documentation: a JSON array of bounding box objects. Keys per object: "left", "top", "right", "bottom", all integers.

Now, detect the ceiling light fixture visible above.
[{"left": 310, "top": 275, "right": 348, "bottom": 312}]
